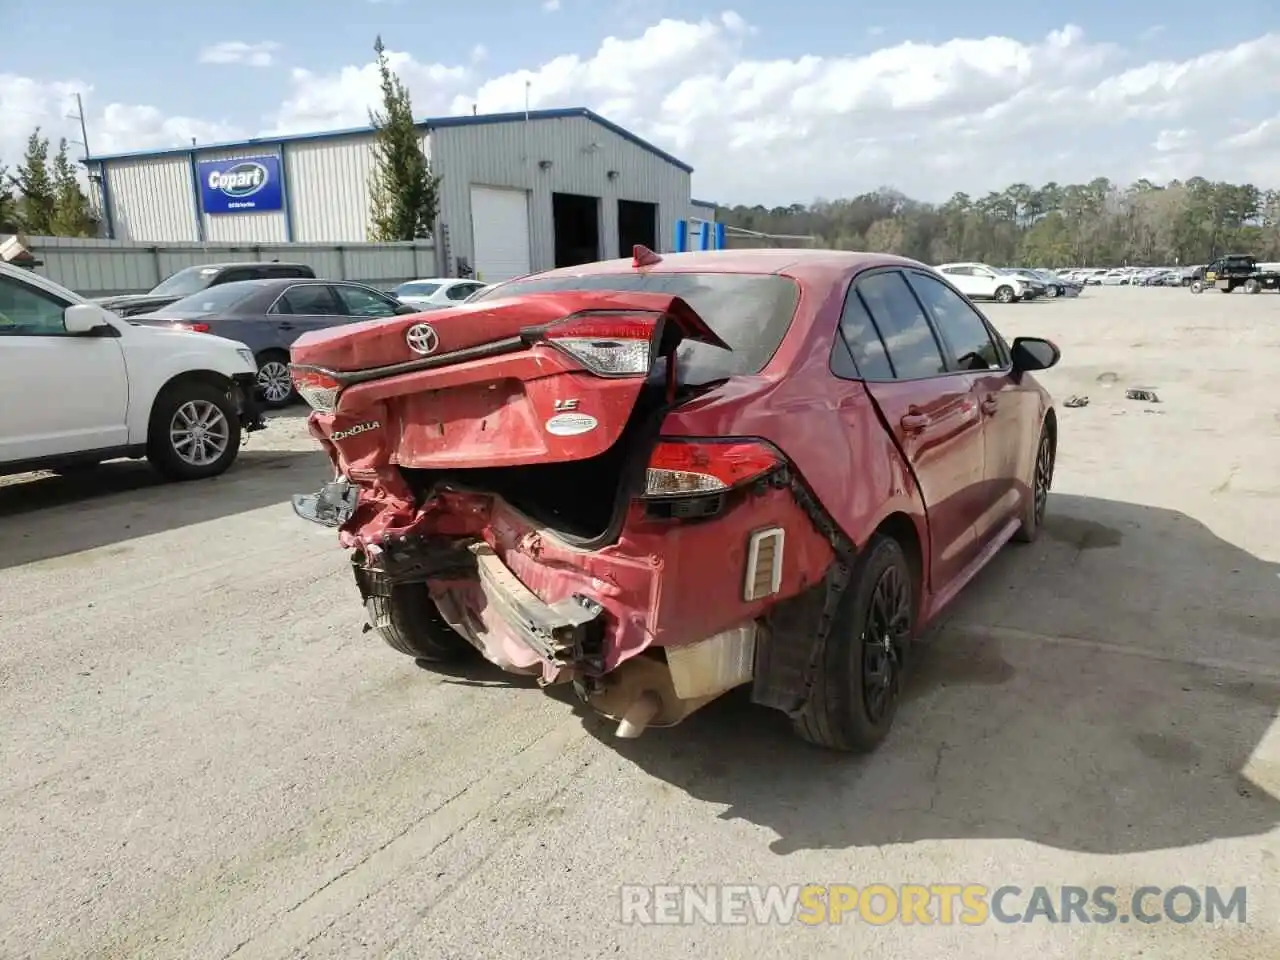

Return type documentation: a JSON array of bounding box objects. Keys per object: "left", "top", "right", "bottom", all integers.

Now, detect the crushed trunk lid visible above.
[{"left": 290, "top": 291, "right": 730, "bottom": 470}]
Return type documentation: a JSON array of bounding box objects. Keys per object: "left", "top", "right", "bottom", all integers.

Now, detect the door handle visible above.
[
  {"left": 900, "top": 412, "right": 931, "bottom": 433},
  {"left": 276, "top": 322, "right": 296, "bottom": 331},
  {"left": 981, "top": 395, "right": 999, "bottom": 415}
]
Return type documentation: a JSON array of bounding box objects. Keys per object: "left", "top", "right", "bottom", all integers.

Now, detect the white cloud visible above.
[
  {"left": 471, "top": 44, "right": 488, "bottom": 64},
  {"left": 543, "top": 0, "right": 561, "bottom": 11},
  {"left": 4, "top": 17, "right": 1280, "bottom": 204},
  {"left": 198, "top": 41, "right": 281, "bottom": 67}
]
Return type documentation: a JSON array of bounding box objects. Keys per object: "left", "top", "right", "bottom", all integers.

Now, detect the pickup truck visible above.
[
  {"left": 1188, "top": 255, "right": 1280, "bottom": 294},
  {"left": 0, "top": 260, "right": 266, "bottom": 480},
  {"left": 94, "top": 261, "right": 317, "bottom": 318}
]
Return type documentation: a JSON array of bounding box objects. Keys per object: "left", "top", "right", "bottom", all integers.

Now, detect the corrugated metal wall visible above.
[
  {"left": 286, "top": 132, "right": 431, "bottom": 242},
  {"left": 21, "top": 236, "right": 438, "bottom": 297},
  {"left": 105, "top": 157, "right": 198, "bottom": 242},
  {"left": 195, "top": 146, "right": 288, "bottom": 244},
  {"left": 430, "top": 116, "right": 691, "bottom": 275}
]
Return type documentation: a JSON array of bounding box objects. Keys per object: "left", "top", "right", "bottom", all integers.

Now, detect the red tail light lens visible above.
[
  {"left": 170, "top": 321, "right": 211, "bottom": 333},
  {"left": 643, "top": 439, "right": 783, "bottom": 498},
  {"left": 291, "top": 368, "right": 341, "bottom": 413},
  {"left": 543, "top": 312, "right": 659, "bottom": 376}
]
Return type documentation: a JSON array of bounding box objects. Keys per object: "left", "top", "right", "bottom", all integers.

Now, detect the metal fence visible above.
[{"left": 17, "top": 236, "right": 441, "bottom": 297}]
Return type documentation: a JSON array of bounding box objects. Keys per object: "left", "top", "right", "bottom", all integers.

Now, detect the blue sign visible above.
[{"left": 197, "top": 155, "right": 283, "bottom": 215}]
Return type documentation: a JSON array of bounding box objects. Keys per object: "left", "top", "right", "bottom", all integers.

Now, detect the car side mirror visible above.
[
  {"left": 394, "top": 302, "right": 420, "bottom": 315},
  {"left": 1011, "top": 336, "right": 1060, "bottom": 373},
  {"left": 64, "top": 303, "right": 113, "bottom": 335}
]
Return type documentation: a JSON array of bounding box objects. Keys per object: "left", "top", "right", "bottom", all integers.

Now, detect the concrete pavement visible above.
[{"left": 1, "top": 286, "right": 1277, "bottom": 959}]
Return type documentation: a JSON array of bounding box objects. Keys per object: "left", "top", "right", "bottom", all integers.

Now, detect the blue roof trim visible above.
[
  {"left": 691, "top": 198, "right": 718, "bottom": 208},
  {"left": 86, "top": 107, "right": 694, "bottom": 173}
]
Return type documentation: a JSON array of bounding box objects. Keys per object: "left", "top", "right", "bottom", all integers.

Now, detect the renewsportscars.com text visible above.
[{"left": 618, "top": 884, "right": 1248, "bottom": 926}]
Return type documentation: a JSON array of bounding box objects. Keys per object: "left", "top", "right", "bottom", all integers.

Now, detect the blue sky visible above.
[{"left": 3, "top": 1, "right": 1278, "bottom": 203}]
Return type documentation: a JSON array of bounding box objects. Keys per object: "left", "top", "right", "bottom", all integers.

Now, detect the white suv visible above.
[
  {"left": 935, "top": 262, "right": 1033, "bottom": 303},
  {"left": 0, "top": 261, "right": 266, "bottom": 480}
]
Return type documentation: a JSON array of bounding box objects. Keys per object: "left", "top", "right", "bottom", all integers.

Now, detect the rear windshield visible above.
[
  {"left": 471, "top": 271, "right": 801, "bottom": 385},
  {"left": 150, "top": 265, "right": 221, "bottom": 297},
  {"left": 395, "top": 281, "right": 442, "bottom": 297},
  {"left": 163, "top": 282, "right": 260, "bottom": 316}
]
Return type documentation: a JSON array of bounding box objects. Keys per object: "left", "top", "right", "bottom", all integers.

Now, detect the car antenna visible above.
[{"left": 632, "top": 245, "right": 662, "bottom": 268}]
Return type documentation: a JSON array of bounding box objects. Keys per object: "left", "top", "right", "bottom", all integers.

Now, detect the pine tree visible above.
[
  {"left": 367, "top": 35, "right": 440, "bottom": 241},
  {"left": 50, "top": 139, "right": 95, "bottom": 237},
  {"left": 12, "top": 129, "right": 57, "bottom": 235},
  {"left": 0, "top": 164, "right": 18, "bottom": 233}
]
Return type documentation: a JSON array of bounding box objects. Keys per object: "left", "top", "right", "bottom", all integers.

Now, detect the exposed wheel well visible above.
[
  {"left": 873, "top": 511, "right": 923, "bottom": 596},
  {"left": 148, "top": 370, "right": 235, "bottom": 422}
]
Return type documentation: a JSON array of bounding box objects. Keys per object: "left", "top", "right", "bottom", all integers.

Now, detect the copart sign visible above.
[{"left": 197, "top": 155, "right": 284, "bottom": 215}]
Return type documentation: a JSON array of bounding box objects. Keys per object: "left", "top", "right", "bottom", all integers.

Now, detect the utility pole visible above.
[
  {"left": 72, "top": 93, "right": 91, "bottom": 159},
  {"left": 66, "top": 92, "right": 108, "bottom": 237}
]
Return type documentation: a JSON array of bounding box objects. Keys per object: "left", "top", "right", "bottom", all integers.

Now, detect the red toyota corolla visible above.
[{"left": 290, "top": 248, "right": 1060, "bottom": 752}]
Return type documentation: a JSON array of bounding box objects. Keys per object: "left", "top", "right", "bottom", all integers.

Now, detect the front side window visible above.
[
  {"left": 908, "top": 272, "right": 1003, "bottom": 371},
  {"left": 855, "top": 271, "right": 947, "bottom": 379},
  {"left": 335, "top": 284, "right": 399, "bottom": 318},
  {"left": 0, "top": 275, "right": 69, "bottom": 335}
]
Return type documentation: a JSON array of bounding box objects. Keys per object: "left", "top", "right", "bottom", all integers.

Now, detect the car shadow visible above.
[
  {"left": 554, "top": 492, "right": 1280, "bottom": 855},
  {"left": 0, "top": 448, "right": 330, "bottom": 569}
]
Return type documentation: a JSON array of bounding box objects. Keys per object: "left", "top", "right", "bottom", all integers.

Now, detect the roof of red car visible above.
[{"left": 532, "top": 248, "right": 926, "bottom": 279}]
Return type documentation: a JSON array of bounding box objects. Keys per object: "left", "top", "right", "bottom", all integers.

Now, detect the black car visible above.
[
  {"left": 94, "top": 261, "right": 317, "bottom": 318},
  {"left": 132, "top": 278, "right": 419, "bottom": 408}
]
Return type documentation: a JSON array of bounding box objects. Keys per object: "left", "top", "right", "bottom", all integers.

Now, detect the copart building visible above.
[{"left": 86, "top": 107, "right": 717, "bottom": 283}]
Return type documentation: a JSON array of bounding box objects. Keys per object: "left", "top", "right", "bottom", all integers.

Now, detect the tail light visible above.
[
  {"left": 292, "top": 368, "right": 341, "bottom": 413},
  {"left": 170, "top": 321, "right": 211, "bottom": 333},
  {"left": 642, "top": 439, "right": 783, "bottom": 498},
  {"left": 543, "top": 313, "right": 659, "bottom": 376}
]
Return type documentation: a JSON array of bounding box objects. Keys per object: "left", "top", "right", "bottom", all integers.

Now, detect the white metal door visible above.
[{"left": 469, "top": 185, "right": 531, "bottom": 283}]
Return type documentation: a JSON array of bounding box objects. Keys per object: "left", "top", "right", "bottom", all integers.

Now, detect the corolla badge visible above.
[
  {"left": 405, "top": 322, "right": 440, "bottom": 355},
  {"left": 207, "top": 161, "right": 269, "bottom": 199}
]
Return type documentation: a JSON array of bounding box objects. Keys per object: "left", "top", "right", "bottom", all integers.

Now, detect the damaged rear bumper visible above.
[{"left": 292, "top": 478, "right": 359, "bottom": 528}]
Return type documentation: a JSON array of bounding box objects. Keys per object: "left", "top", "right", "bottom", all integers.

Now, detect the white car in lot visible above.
[
  {"left": 390, "top": 277, "right": 489, "bottom": 310},
  {"left": 0, "top": 261, "right": 266, "bottom": 481},
  {"left": 935, "top": 262, "right": 1035, "bottom": 303}
]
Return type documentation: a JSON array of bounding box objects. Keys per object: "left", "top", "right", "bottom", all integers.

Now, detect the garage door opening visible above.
[
  {"left": 552, "top": 193, "right": 600, "bottom": 268},
  {"left": 617, "top": 200, "right": 657, "bottom": 257},
  {"left": 469, "top": 185, "right": 531, "bottom": 283}
]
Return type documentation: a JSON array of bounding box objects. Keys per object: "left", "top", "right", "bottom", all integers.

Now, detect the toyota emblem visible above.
[{"left": 405, "top": 322, "right": 440, "bottom": 356}]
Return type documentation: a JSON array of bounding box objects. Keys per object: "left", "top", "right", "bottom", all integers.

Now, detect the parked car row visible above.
[
  {"left": 934, "top": 263, "right": 1081, "bottom": 302},
  {"left": 90, "top": 262, "right": 490, "bottom": 409}
]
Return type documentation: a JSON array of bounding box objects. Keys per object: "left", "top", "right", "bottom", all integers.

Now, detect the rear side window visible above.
[
  {"left": 833, "top": 287, "right": 894, "bottom": 380},
  {"left": 469, "top": 271, "right": 801, "bottom": 385},
  {"left": 855, "top": 271, "right": 947, "bottom": 380}
]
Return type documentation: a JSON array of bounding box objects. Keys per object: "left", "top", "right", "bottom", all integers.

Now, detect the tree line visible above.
[
  {"left": 715, "top": 178, "right": 1280, "bottom": 267},
  {"left": 0, "top": 130, "right": 98, "bottom": 237}
]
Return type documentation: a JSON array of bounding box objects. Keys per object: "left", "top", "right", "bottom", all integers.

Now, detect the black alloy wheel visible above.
[{"left": 860, "top": 563, "right": 912, "bottom": 725}]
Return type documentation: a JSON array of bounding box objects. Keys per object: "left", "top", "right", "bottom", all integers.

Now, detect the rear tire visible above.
[
  {"left": 1014, "top": 426, "right": 1054, "bottom": 544},
  {"left": 791, "top": 534, "right": 915, "bottom": 753},
  {"left": 1244, "top": 278, "right": 1261, "bottom": 294},
  {"left": 1190, "top": 280, "right": 1204, "bottom": 294},
  {"left": 1045, "top": 285, "right": 1059, "bottom": 298},
  {"left": 995, "top": 285, "right": 1015, "bottom": 304},
  {"left": 255, "top": 351, "right": 296, "bottom": 410},
  {"left": 146, "top": 380, "right": 242, "bottom": 481},
  {"left": 367, "top": 582, "right": 474, "bottom": 662}
]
